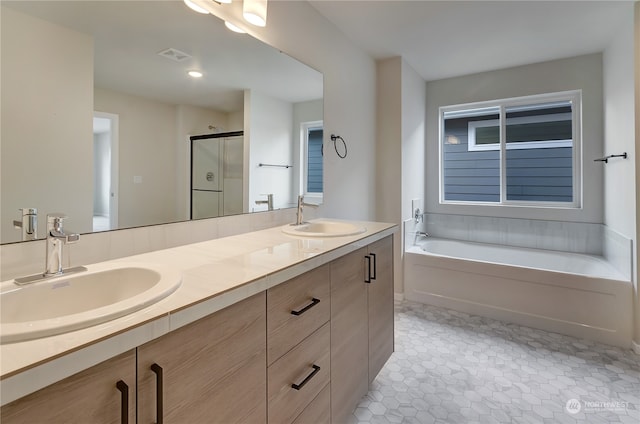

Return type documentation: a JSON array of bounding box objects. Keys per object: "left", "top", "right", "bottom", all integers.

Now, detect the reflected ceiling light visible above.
[
  {"left": 188, "top": 70, "right": 204, "bottom": 78},
  {"left": 243, "top": 0, "right": 267, "bottom": 27},
  {"left": 225, "top": 21, "right": 247, "bottom": 34},
  {"left": 183, "top": 0, "right": 209, "bottom": 14}
]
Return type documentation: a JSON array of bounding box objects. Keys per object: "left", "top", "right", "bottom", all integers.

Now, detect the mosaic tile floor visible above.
[{"left": 348, "top": 301, "right": 640, "bottom": 424}]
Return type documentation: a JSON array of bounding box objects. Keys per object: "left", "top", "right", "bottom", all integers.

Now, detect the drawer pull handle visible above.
[
  {"left": 116, "top": 380, "right": 129, "bottom": 424},
  {"left": 291, "top": 298, "right": 320, "bottom": 316},
  {"left": 291, "top": 364, "right": 321, "bottom": 390},
  {"left": 151, "top": 363, "right": 164, "bottom": 424}
]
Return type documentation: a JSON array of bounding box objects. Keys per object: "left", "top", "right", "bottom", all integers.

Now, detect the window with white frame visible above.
[{"left": 440, "top": 90, "right": 581, "bottom": 206}]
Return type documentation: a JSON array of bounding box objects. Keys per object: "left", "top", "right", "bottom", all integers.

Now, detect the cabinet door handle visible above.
[
  {"left": 151, "top": 363, "right": 164, "bottom": 424},
  {"left": 116, "top": 380, "right": 129, "bottom": 424},
  {"left": 370, "top": 252, "right": 377, "bottom": 280},
  {"left": 364, "top": 255, "right": 372, "bottom": 283},
  {"left": 291, "top": 364, "right": 321, "bottom": 391},
  {"left": 291, "top": 298, "right": 320, "bottom": 316}
]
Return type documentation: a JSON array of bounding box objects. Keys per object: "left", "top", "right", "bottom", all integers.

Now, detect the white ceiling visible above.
[{"left": 309, "top": 0, "right": 633, "bottom": 81}]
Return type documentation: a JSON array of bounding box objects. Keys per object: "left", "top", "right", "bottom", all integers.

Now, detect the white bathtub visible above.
[{"left": 404, "top": 238, "right": 633, "bottom": 348}]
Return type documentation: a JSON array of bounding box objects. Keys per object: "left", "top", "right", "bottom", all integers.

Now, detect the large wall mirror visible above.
[{"left": 1, "top": 0, "right": 324, "bottom": 244}]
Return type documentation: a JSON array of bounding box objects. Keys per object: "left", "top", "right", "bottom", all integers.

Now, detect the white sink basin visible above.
[
  {"left": 282, "top": 220, "right": 366, "bottom": 237},
  {"left": 1, "top": 263, "right": 181, "bottom": 344}
]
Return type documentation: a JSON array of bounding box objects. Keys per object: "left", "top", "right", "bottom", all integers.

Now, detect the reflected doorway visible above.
[{"left": 92, "top": 112, "right": 119, "bottom": 232}]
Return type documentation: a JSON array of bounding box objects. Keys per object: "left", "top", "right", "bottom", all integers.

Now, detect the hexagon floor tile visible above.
[{"left": 347, "top": 301, "right": 640, "bottom": 424}]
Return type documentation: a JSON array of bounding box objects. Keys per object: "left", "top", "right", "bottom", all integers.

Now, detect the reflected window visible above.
[{"left": 301, "top": 121, "right": 323, "bottom": 199}]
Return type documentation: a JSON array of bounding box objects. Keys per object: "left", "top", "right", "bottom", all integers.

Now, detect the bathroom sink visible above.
[
  {"left": 1, "top": 263, "right": 181, "bottom": 343},
  {"left": 282, "top": 220, "right": 366, "bottom": 237}
]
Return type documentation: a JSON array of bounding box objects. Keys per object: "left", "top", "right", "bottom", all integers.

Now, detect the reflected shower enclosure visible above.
[{"left": 190, "top": 132, "right": 244, "bottom": 219}]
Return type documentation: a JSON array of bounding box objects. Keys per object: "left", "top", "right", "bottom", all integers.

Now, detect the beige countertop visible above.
[{"left": 0, "top": 219, "right": 397, "bottom": 405}]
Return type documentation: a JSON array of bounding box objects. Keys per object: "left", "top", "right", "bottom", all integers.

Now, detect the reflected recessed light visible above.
[
  {"left": 224, "top": 21, "right": 246, "bottom": 34},
  {"left": 183, "top": 0, "right": 209, "bottom": 14},
  {"left": 188, "top": 70, "right": 203, "bottom": 78}
]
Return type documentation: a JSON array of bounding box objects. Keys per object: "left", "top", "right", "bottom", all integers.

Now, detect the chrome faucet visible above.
[
  {"left": 295, "top": 195, "right": 318, "bottom": 225},
  {"left": 255, "top": 193, "right": 274, "bottom": 211},
  {"left": 414, "top": 231, "right": 430, "bottom": 245},
  {"left": 13, "top": 208, "right": 38, "bottom": 241},
  {"left": 44, "top": 213, "right": 80, "bottom": 276}
]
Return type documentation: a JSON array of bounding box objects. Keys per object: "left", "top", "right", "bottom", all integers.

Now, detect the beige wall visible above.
[
  {"left": 425, "top": 54, "right": 604, "bottom": 223},
  {"left": 94, "top": 88, "right": 179, "bottom": 229},
  {"left": 604, "top": 1, "right": 637, "bottom": 348},
  {"left": 376, "top": 57, "right": 426, "bottom": 295},
  {"left": 603, "top": 4, "right": 636, "bottom": 240},
  {"left": 1, "top": 6, "right": 94, "bottom": 242}
]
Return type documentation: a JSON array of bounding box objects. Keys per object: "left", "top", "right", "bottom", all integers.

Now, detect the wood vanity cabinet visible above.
[
  {"left": 0, "top": 350, "right": 136, "bottom": 424},
  {"left": 1, "top": 233, "right": 394, "bottom": 424},
  {"left": 137, "top": 292, "right": 266, "bottom": 424},
  {"left": 367, "top": 235, "right": 394, "bottom": 382},
  {"left": 266, "top": 264, "right": 331, "bottom": 424},
  {"left": 330, "top": 235, "right": 394, "bottom": 424}
]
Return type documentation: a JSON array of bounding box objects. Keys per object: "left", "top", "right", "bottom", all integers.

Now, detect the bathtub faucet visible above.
[{"left": 414, "top": 231, "right": 429, "bottom": 245}]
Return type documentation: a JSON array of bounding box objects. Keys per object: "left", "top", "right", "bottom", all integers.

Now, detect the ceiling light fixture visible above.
[
  {"left": 224, "top": 21, "right": 246, "bottom": 34},
  {"left": 218, "top": 0, "right": 233, "bottom": 4},
  {"left": 183, "top": 0, "right": 209, "bottom": 14},
  {"left": 188, "top": 70, "right": 204, "bottom": 78},
  {"left": 243, "top": 0, "right": 267, "bottom": 27}
]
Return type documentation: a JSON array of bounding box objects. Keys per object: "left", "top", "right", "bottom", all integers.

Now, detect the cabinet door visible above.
[
  {"left": 1, "top": 350, "right": 136, "bottom": 424},
  {"left": 367, "top": 235, "right": 394, "bottom": 382},
  {"left": 330, "top": 247, "right": 368, "bottom": 424},
  {"left": 137, "top": 292, "right": 266, "bottom": 424}
]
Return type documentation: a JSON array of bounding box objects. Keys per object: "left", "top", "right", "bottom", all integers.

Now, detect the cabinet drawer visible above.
[
  {"left": 267, "top": 264, "right": 330, "bottom": 364},
  {"left": 268, "top": 322, "right": 330, "bottom": 424},
  {"left": 292, "top": 383, "right": 330, "bottom": 424}
]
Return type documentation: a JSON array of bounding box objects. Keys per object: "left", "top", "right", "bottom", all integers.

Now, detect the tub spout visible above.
[{"left": 414, "top": 231, "right": 429, "bottom": 245}]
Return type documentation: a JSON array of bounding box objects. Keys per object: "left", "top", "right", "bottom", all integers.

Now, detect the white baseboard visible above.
[
  {"left": 394, "top": 292, "right": 405, "bottom": 302},
  {"left": 632, "top": 340, "right": 640, "bottom": 355}
]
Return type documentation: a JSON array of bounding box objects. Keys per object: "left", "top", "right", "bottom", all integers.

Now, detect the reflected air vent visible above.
[{"left": 157, "top": 48, "right": 192, "bottom": 62}]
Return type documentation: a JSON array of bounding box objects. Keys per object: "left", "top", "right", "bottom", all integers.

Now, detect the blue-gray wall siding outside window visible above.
[
  {"left": 307, "top": 129, "right": 323, "bottom": 193},
  {"left": 443, "top": 118, "right": 573, "bottom": 202}
]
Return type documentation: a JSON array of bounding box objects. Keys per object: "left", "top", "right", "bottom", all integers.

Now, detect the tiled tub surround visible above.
[
  {"left": 405, "top": 213, "right": 633, "bottom": 281},
  {"left": 0, "top": 219, "right": 396, "bottom": 405}
]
